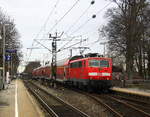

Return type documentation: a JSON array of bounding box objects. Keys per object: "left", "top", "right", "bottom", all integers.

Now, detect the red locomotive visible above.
[{"left": 32, "top": 53, "right": 112, "bottom": 90}]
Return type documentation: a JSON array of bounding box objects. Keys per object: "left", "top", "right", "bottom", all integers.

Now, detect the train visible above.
[{"left": 32, "top": 53, "right": 112, "bottom": 91}]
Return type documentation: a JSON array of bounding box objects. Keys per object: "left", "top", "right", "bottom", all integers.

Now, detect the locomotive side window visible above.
[
  {"left": 78, "top": 61, "right": 82, "bottom": 68},
  {"left": 70, "top": 63, "right": 73, "bottom": 68},
  {"left": 83, "top": 60, "right": 86, "bottom": 67},
  {"left": 70, "top": 61, "right": 82, "bottom": 68},
  {"left": 70, "top": 62, "right": 77, "bottom": 68},
  {"left": 70, "top": 63, "right": 75, "bottom": 68}
]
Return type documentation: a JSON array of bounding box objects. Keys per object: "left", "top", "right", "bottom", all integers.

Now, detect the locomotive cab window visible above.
[
  {"left": 89, "top": 60, "right": 109, "bottom": 67},
  {"left": 100, "top": 60, "right": 109, "bottom": 67},
  {"left": 89, "top": 60, "right": 99, "bottom": 67}
]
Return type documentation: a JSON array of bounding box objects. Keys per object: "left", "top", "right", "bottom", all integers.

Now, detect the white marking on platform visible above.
[{"left": 15, "top": 80, "right": 18, "bottom": 117}]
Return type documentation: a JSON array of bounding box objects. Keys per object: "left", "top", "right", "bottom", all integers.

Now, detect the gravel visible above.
[{"left": 31, "top": 81, "right": 110, "bottom": 117}]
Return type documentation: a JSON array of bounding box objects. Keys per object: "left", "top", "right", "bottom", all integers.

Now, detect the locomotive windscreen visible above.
[{"left": 89, "top": 60, "right": 109, "bottom": 67}]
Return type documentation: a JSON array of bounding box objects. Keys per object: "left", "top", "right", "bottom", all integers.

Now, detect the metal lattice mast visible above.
[
  {"left": 49, "top": 32, "right": 63, "bottom": 84},
  {"left": 51, "top": 33, "right": 57, "bottom": 81}
]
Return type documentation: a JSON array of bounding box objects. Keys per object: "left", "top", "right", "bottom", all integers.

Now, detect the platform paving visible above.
[
  {"left": 112, "top": 87, "right": 150, "bottom": 97},
  {"left": 0, "top": 79, "right": 44, "bottom": 117}
]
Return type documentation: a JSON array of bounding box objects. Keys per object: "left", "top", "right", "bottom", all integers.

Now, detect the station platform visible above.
[
  {"left": 111, "top": 87, "right": 150, "bottom": 97},
  {"left": 0, "top": 79, "right": 44, "bottom": 117}
]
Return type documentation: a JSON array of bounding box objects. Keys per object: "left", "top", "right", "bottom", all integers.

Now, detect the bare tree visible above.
[
  {"left": 23, "top": 61, "right": 41, "bottom": 74},
  {"left": 100, "top": 0, "right": 150, "bottom": 79},
  {"left": 0, "top": 8, "right": 22, "bottom": 76}
]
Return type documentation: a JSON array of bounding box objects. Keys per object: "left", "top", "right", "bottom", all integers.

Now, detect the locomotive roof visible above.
[{"left": 69, "top": 57, "right": 111, "bottom": 63}]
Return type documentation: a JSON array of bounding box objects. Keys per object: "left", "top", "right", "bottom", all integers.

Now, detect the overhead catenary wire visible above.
[
  {"left": 57, "top": 35, "right": 82, "bottom": 51},
  {"left": 65, "top": 0, "right": 95, "bottom": 34},
  {"left": 56, "top": 16, "right": 95, "bottom": 55},
  {"left": 60, "top": 1, "right": 112, "bottom": 53},
  {"left": 42, "top": 0, "right": 60, "bottom": 32},
  {"left": 69, "top": 2, "right": 112, "bottom": 36},
  {"left": 71, "top": 39, "right": 99, "bottom": 56},
  {"left": 32, "top": 0, "right": 60, "bottom": 41},
  {"left": 59, "top": 27, "right": 98, "bottom": 51},
  {"left": 26, "top": 0, "right": 60, "bottom": 62},
  {"left": 49, "top": 0, "right": 80, "bottom": 32},
  {"left": 27, "top": 1, "right": 112, "bottom": 62},
  {"left": 58, "top": 0, "right": 95, "bottom": 52},
  {"left": 58, "top": 38, "right": 87, "bottom": 52}
]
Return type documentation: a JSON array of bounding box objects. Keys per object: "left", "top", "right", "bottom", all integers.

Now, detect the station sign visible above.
[
  {"left": 5, "top": 55, "right": 11, "bottom": 61},
  {"left": 6, "top": 49, "right": 17, "bottom": 53}
]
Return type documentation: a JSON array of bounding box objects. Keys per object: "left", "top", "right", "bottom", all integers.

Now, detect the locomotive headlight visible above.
[
  {"left": 88, "top": 72, "right": 98, "bottom": 76},
  {"left": 102, "top": 73, "right": 110, "bottom": 76}
]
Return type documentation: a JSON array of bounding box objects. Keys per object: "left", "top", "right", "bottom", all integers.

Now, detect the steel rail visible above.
[
  {"left": 62, "top": 86, "right": 150, "bottom": 117},
  {"left": 65, "top": 87, "right": 123, "bottom": 117},
  {"left": 34, "top": 80, "right": 150, "bottom": 117},
  {"left": 111, "top": 94, "right": 150, "bottom": 110},
  {"left": 113, "top": 94, "right": 150, "bottom": 105},
  {"left": 25, "top": 81, "right": 90, "bottom": 117},
  {"left": 107, "top": 95, "right": 150, "bottom": 117},
  {"left": 82, "top": 93, "right": 123, "bottom": 117},
  {"left": 25, "top": 82, "right": 59, "bottom": 117}
]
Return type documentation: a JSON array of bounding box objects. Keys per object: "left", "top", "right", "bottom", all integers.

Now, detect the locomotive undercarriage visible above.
[
  {"left": 67, "top": 78, "right": 112, "bottom": 91},
  {"left": 32, "top": 76, "right": 112, "bottom": 92}
]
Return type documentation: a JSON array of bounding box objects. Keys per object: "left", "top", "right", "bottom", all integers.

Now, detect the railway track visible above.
[
  {"left": 24, "top": 81, "right": 90, "bottom": 117},
  {"left": 109, "top": 94, "right": 150, "bottom": 115},
  {"left": 79, "top": 92, "right": 124, "bottom": 117},
  {"left": 26, "top": 80, "right": 150, "bottom": 117},
  {"left": 97, "top": 94, "right": 150, "bottom": 117},
  {"left": 68, "top": 88, "right": 150, "bottom": 117}
]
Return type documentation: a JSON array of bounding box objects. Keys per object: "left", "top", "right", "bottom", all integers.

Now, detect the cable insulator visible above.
[
  {"left": 91, "top": 0, "right": 95, "bottom": 5},
  {"left": 92, "top": 14, "right": 96, "bottom": 18}
]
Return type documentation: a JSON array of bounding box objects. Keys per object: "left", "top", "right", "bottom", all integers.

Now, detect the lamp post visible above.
[
  {"left": 0, "top": 32, "right": 3, "bottom": 89},
  {"left": 0, "top": 24, "right": 9, "bottom": 89},
  {"left": 1, "top": 24, "right": 6, "bottom": 89}
]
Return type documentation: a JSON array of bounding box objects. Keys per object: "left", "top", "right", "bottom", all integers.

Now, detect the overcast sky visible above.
[{"left": 0, "top": 0, "right": 116, "bottom": 70}]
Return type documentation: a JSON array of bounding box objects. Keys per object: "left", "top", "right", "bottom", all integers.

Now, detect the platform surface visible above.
[
  {"left": 112, "top": 87, "right": 150, "bottom": 97},
  {"left": 0, "top": 79, "right": 44, "bottom": 117}
]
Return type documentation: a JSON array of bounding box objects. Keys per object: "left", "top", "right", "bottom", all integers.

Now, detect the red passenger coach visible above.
[{"left": 32, "top": 53, "right": 112, "bottom": 90}]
